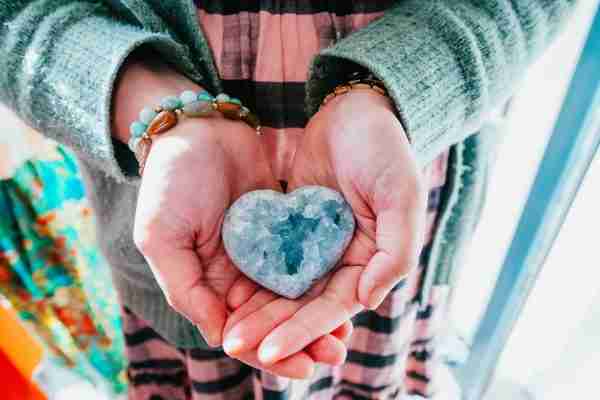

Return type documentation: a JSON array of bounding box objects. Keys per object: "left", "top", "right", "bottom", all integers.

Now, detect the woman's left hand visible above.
[{"left": 223, "top": 89, "right": 428, "bottom": 367}]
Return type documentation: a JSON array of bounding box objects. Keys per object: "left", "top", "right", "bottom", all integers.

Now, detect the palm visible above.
[
  {"left": 223, "top": 91, "right": 427, "bottom": 366},
  {"left": 289, "top": 126, "right": 377, "bottom": 272},
  {"left": 134, "top": 118, "right": 278, "bottom": 345}
]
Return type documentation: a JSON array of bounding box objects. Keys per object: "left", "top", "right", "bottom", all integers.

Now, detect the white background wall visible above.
[{"left": 448, "top": 0, "right": 600, "bottom": 398}]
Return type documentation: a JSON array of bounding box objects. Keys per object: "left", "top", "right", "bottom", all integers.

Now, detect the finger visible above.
[
  {"left": 223, "top": 296, "right": 305, "bottom": 357},
  {"left": 306, "top": 334, "right": 347, "bottom": 366},
  {"left": 222, "top": 289, "right": 279, "bottom": 352},
  {"left": 234, "top": 350, "right": 316, "bottom": 379},
  {"left": 331, "top": 320, "right": 354, "bottom": 343},
  {"left": 358, "top": 194, "right": 426, "bottom": 310},
  {"left": 257, "top": 266, "right": 363, "bottom": 365},
  {"left": 227, "top": 275, "right": 260, "bottom": 310},
  {"left": 222, "top": 277, "right": 334, "bottom": 356}
]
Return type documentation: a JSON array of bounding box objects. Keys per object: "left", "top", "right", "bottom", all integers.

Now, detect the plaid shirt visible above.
[{"left": 124, "top": 2, "right": 452, "bottom": 399}]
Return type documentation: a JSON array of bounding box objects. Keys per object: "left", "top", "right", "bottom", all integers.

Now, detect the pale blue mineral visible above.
[{"left": 222, "top": 186, "right": 355, "bottom": 298}]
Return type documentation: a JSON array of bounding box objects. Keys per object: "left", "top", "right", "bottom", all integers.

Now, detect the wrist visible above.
[
  {"left": 319, "top": 88, "right": 397, "bottom": 135},
  {"left": 111, "top": 48, "right": 204, "bottom": 144}
]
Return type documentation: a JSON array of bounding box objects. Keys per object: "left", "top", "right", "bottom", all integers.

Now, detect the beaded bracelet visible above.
[
  {"left": 320, "top": 73, "right": 389, "bottom": 109},
  {"left": 128, "top": 90, "right": 261, "bottom": 175}
]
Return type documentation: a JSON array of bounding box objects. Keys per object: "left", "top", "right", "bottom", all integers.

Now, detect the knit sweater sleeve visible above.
[
  {"left": 307, "top": 0, "right": 578, "bottom": 166},
  {"left": 0, "top": 1, "right": 195, "bottom": 181}
]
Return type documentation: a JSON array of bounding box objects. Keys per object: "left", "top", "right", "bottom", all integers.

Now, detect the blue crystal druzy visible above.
[{"left": 222, "top": 186, "right": 355, "bottom": 299}]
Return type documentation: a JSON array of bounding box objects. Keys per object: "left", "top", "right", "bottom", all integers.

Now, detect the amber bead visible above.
[
  {"left": 146, "top": 110, "right": 177, "bottom": 136},
  {"left": 217, "top": 102, "right": 242, "bottom": 120},
  {"left": 135, "top": 137, "right": 153, "bottom": 175}
]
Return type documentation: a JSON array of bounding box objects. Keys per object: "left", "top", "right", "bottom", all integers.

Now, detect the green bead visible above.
[
  {"left": 182, "top": 100, "right": 214, "bottom": 117},
  {"left": 216, "top": 93, "right": 230, "bottom": 103},
  {"left": 139, "top": 107, "right": 157, "bottom": 125},
  {"left": 180, "top": 90, "right": 198, "bottom": 105},
  {"left": 129, "top": 121, "right": 147, "bottom": 138},
  {"left": 160, "top": 95, "right": 183, "bottom": 110},
  {"left": 229, "top": 97, "right": 242, "bottom": 105},
  {"left": 197, "top": 91, "right": 214, "bottom": 102}
]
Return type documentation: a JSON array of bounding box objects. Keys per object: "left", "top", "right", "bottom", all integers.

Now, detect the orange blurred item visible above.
[
  {"left": 0, "top": 350, "right": 46, "bottom": 400},
  {"left": 0, "top": 302, "right": 47, "bottom": 400}
]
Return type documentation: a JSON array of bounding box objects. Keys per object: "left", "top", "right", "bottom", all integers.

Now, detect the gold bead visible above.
[{"left": 334, "top": 85, "right": 351, "bottom": 96}]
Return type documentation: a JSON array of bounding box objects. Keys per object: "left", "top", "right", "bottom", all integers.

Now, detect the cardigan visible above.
[{"left": 0, "top": 0, "right": 576, "bottom": 347}]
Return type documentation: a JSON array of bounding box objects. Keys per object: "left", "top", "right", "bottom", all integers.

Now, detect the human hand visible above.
[
  {"left": 222, "top": 89, "right": 427, "bottom": 366},
  {"left": 134, "top": 117, "right": 352, "bottom": 378},
  {"left": 133, "top": 116, "right": 279, "bottom": 346}
]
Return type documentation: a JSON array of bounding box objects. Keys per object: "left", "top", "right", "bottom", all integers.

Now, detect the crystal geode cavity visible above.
[{"left": 222, "top": 186, "right": 355, "bottom": 298}]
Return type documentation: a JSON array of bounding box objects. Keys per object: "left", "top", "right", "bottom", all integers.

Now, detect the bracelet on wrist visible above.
[
  {"left": 320, "top": 73, "right": 389, "bottom": 109},
  {"left": 128, "top": 90, "right": 261, "bottom": 175}
]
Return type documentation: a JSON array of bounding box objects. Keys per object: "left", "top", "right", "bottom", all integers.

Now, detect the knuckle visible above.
[
  {"left": 294, "top": 315, "right": 319, "bottom": 343},
  {"left": 321, "top": 290, "right": 354, "bottom": 319}
]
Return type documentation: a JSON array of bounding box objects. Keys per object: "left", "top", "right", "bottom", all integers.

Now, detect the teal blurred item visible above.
[{"left": 0, "top": 138, "right": 127, "bottom": 394}]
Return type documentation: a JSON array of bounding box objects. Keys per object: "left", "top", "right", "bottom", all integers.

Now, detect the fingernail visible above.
[
  {"left": 367, "top": 287, "right": 388, "bottom": 310},
  {"left": 223, "top": 336, "right": 245, "bottom": 354},
  {"left": 258, "top": 344, "right": 279, "bottom": 364},
  {"left": 196, "top": 325, "right": 220, "bottom": 348}
]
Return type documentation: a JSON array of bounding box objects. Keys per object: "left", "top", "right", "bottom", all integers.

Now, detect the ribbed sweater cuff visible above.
[
  {"left": 4, "top": 8, "right": 198, "bottom": 182},
  {"left": 307, "top": 3, "right": 477, "bottom": 167},
  {"left": 59, "top": 21, "right": 192, "bottom": 182},
  {"left": 307, "top": 1, "right": 494, "bottom": 165}
]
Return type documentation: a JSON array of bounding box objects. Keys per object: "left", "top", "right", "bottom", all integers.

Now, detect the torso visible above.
[{"left": 195, "top": 1, "right": 398, "bottom": 181}]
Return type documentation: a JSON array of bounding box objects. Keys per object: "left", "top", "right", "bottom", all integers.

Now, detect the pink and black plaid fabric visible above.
[{"left": 123, "top": 2, "right": 453, "bottom": 399}]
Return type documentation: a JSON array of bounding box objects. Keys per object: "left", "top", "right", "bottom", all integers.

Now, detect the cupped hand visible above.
[
  {"left": 223, "top": 89, "right": 427, "bottom": 366},
  {"left": 133, "top": 117, "right": 278, "bottom": 345},
  {"left": 133, "top": 116, "right": 349, "bottom": 378}
]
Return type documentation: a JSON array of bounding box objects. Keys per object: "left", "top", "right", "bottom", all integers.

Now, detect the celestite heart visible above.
[{"left": 222, "top": 186, "right": 355, "bottom": 299}]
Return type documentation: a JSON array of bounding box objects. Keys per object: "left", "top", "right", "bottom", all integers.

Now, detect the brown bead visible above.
[
  {"left": 242, "top": 112, "right": 260, "bottom": 129},
  {"left": 135, "top": 137, "right": 153, "bottom": 175},
  {"left": 146, "top": 110, "right": 177, "bottom": 136},
  {"left": 217, "top": 102, "right": 242, "bottom": 120}
]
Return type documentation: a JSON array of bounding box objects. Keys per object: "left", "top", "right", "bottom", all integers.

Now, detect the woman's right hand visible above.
[
  {"left": 133, "top": 116, "right": 277, "bottom": 347},
  {"left": 133, "top": 115, "right": 349, "bottom": 378}
]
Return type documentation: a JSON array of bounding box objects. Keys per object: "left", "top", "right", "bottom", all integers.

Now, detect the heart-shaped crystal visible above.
[{"left": 222, "top": 186, "right": 355, "bottom": 298}]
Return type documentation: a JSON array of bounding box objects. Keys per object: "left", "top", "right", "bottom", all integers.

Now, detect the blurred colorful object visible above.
[
  {"left": 0, "top": 299, "right": 46, "bottom": 400},
  {"left": 0, "top": 137, "right": 127, "bottom": 394}
]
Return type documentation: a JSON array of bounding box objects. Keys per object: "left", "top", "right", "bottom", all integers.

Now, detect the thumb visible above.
[{"left": 357, "top": 190, "right": 427, "bottom": 310}]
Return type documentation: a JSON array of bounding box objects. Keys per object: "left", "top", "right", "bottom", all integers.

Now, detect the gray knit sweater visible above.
[{"left": 0, "top": 0, "right": 576, "bottom": 347}]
